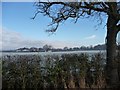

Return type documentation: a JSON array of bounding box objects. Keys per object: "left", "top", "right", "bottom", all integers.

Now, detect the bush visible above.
[{"left": 2, "top": 53, "right": 106, "bottom": 89}]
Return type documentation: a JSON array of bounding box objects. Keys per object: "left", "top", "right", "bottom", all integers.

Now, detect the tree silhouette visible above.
[
  {"left": 33, "top": 1, "right": 120, "bottom": 88},
  {"left": 43, "top": 44, "right": 52, "bottom": 52}
]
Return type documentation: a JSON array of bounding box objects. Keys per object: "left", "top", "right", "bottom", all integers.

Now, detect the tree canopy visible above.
[{"left": 33, "top": 1, "right": 120, "bottom": 32}]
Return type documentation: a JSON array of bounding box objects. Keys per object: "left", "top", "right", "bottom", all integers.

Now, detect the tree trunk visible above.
[
  {"left": 106, "top": 15, "right": 119, "bottom": 88},
  {"left": 118, "top": 47, "right": 120, "bottom": 87}
]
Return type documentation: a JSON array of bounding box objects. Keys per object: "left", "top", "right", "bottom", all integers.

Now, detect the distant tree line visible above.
[
  {"left": 15, "top": 44, "right": 106, "bottom": 52},
  {"left": 3, "top": 44, "right": 120, "bottom": 52}
]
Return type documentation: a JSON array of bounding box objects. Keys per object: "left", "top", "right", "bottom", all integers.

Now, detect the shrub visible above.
[{"left": 2, "top": 53, "right": 106, "bottom": 89}]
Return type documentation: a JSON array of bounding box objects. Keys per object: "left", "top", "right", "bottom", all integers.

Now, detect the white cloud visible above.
[
  {"left": 85, "top": 35, "right": 96, "bottom": 40},
  {"left": 1, "top": 28, "right": 44, "bottom": 50},
  {"left": 0, "top": 28, "right": 80, "bottom": 50}
]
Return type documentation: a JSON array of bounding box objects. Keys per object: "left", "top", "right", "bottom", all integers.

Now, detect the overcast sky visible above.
[{"left": 1, "top": 2, "right": 109, "bottom": 50}]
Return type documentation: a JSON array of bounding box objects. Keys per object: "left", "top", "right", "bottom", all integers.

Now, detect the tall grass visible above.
[{"left": 2, "top": 53, "right": 107, "bottom": 89}]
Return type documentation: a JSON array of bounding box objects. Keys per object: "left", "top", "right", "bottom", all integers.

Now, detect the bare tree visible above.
[
  {"left": 33, "top": 0, "right": 120, "bottom": 88},
  {"left": 43, "top": 44, "right": 52, "bottom": 52}
]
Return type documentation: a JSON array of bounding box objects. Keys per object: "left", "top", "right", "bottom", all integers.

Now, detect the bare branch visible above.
[
  {"left": 31, "top": 11, "right": 40, "bottom": 19},
  {"left": 79, "top": 2, "right": 107, "bottom": 13},
  {"left": 46, "top": 23, "right": 59, "bottom": 32},
  {"left": 33, "top": 2, "right": 120, "bottom": 32}
]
